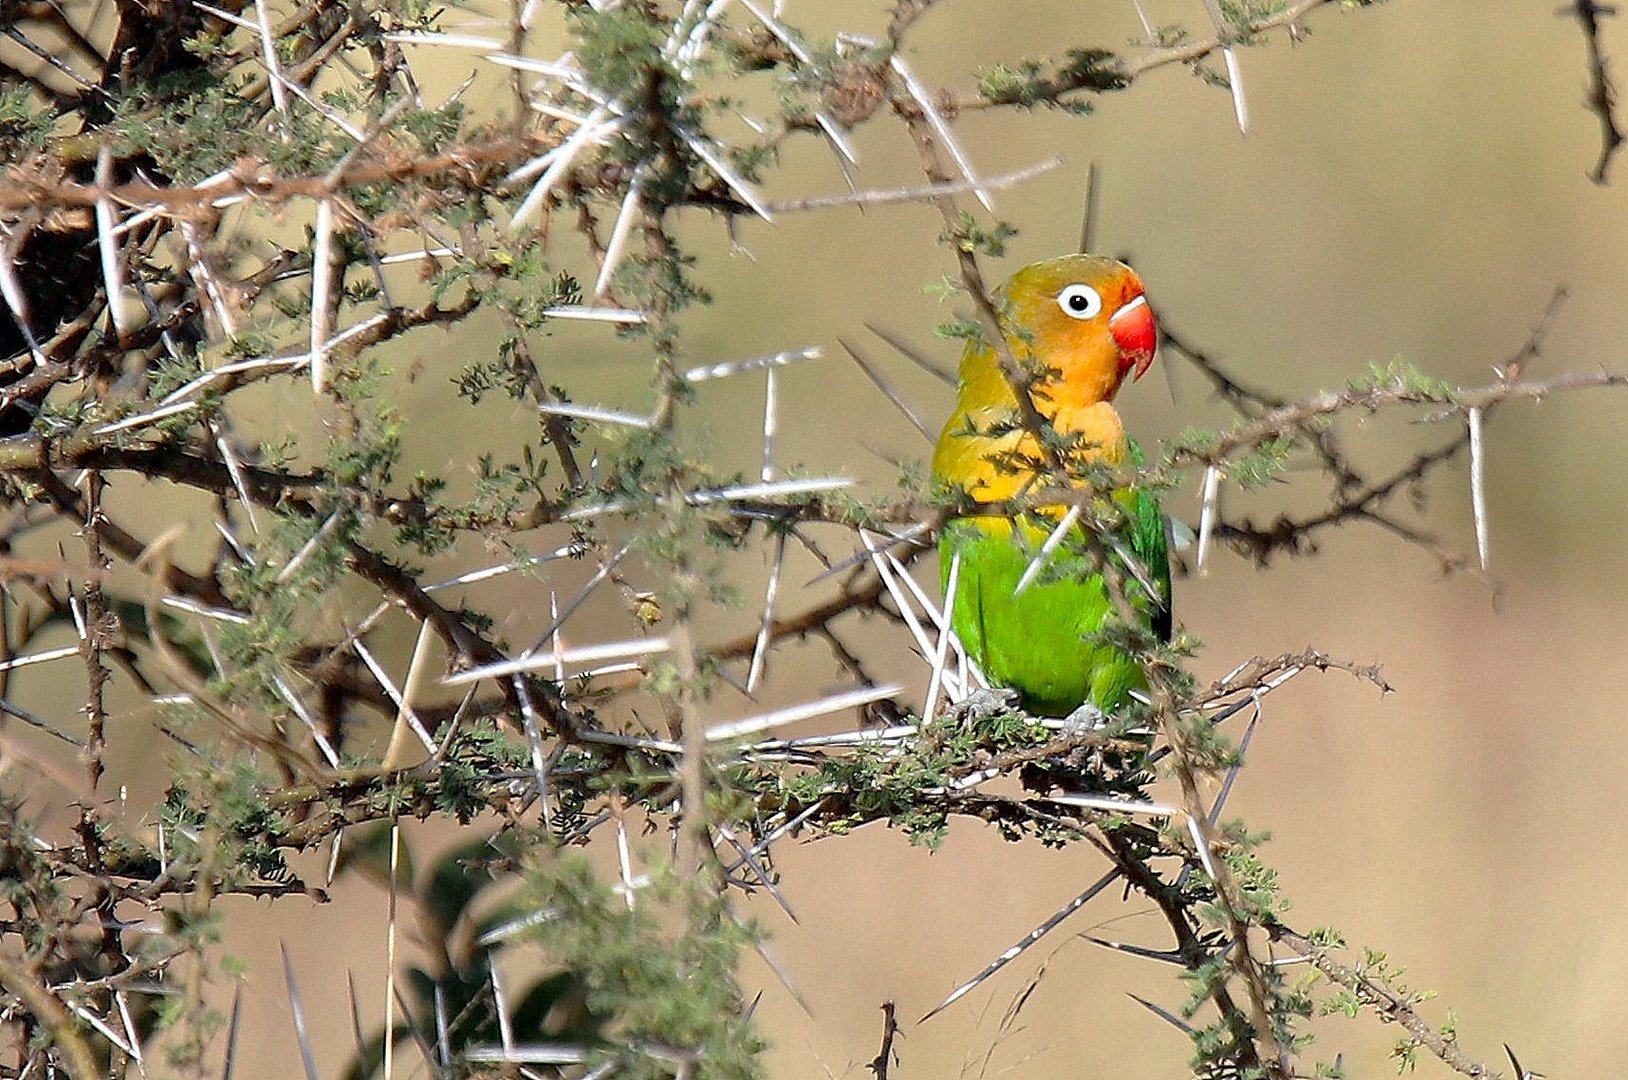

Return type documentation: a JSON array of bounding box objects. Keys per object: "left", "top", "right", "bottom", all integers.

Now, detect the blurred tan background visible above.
[{"left": 36, "top": 1, "right": 1628, "bottom": 1077}]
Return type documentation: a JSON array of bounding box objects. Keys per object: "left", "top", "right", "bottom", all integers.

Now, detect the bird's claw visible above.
[
  {"left": 940, "top": 687, "right": 1021, "bottom": 725},
  {"left": 1059, "top": 701, "right": 1108, "bottom": 733}
]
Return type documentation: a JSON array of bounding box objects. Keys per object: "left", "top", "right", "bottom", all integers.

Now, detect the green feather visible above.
[{"left": 942, "top": 486, "right": 1169, "bottom": 717}]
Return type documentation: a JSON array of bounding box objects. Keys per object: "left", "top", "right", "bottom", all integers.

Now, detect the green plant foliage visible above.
[{"left": 519, "top": 855, "right": 766, "bottom": 1080}]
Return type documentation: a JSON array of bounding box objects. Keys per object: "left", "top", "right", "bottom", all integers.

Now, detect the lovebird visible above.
[{"left": 931, "top": 254, "right": 1170, "bottom": 717}]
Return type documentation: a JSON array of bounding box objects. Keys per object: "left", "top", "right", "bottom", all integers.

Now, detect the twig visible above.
[
  {"left": 1270, "top": 924, "right": 1510, "bottom": 1079},
  {"left": 1568, "top": 0, "right": 1625, "bottom": 183}
]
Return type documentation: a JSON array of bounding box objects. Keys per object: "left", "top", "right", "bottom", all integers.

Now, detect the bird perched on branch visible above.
[{"left": 932, "top": 254, "right": 1169, "bottom": 717}]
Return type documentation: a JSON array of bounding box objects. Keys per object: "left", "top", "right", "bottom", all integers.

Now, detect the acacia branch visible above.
[
  {"left": 1271, "top": 924, "right": 1508, "bottom": 1079},
  {"left": 1569, "top": 0, "right": 1625, "bottom": 183},
  {"left": 1170, "top": 368, "right": 1628, "bottom": 470}
]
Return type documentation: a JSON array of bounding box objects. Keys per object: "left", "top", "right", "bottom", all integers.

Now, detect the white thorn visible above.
[
  {"left": 859, "top": 530, "right": 936, "bottom": 663},
  {"left": 444, "top": 636, "right": 669, "bottom": 686},
  {"left": 536, "top": 401, "right": 652, "bottom": 429},
  {"left": 761, "top": 365, "right": 778, "bottom": 482},
  {"left": 1130, "top": 0, "right": 1155, "bottom": 37},
  {"left": 253, "top": 0, "right": 294, "bottom": 139},
  {"left": 1469, "top": 406, "right": 1487, "bottom": 571},
  {"left": 94, "top": 146, "right": 132, "bottom": 338},
  {"left": 675, "top": 124, "right": 776, "bottom": 222},
  {"left": 746, "top": 532, "right": 787, "bottom": 693},
  {"left": 1014, "top": 504, "right": 1082, "bottom": 595},
  {"left": 509, "top": 110, "right": 621, "bottom": 231},
  {"left": 309, "top": 198, "right": 335, "bottom": 394},
  {"left": 889, "top": 54, "right": 993, "bottom": 213},
  {"left": 593, "top": 170, "right": 645, "bottom": 299},
  {"left": 706, "top": 684, "right": 902, "bottom": 742},
  {"left": 1222, "top": 48, "right": 1249, "bottom": 134},
  {"left": 1197, "top": 464, "right": 1221, "bottom": 575},
  {"left": 923, "top": 548, "right": 961, "bottom": 718}
]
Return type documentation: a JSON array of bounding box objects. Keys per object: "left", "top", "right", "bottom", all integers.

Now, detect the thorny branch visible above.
[
  {"left": 1271, "top": 925, "right": 1509, "bottom": 1080},
  {"left": 1159, "top": 288, "right": 1584, "bottom": 571},
  {"left": 0, "top": 0, "right": 1583, "bottom": 1076},
  {"left": 1568, "top": 0, "right": 1626, "bottom": 183}
]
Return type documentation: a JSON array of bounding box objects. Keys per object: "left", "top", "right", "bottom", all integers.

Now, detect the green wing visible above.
[
  {"left": 1120, "top": 485, "right": 1172, "bottom": 644},
  {"left": 943, "top": 486, "right": 1170, "bottom": 716}
]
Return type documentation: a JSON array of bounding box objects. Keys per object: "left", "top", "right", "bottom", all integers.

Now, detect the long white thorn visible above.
[
  {"left": 675, "top": 124, "right": 776, "bottom": 222},
  {"left": 1186, "top": 814, "right": 1220, "bottom": 881},
  {"left": 510, "top": 675, "right": 552, "bottom": 806},
  {"left": 690, "top": 477, "right": 852, "bottom": 504},
  {"left": 356, "top": 639, "right": 438, "bottom": 754},
  {"left": 64, "top": 1003, "right": 136, "bottom": 1058},
  {"left": 1197, "top": 463, "right": 1221, "bottom": 575},
  {"left": 91, "top": 400, "right": 200, "bottom": 436},
  {"left": 1199, "top": 0, "right": 1249, "bottom": 134},
  {"left": 883, "top": 544, "right": 985, "bottom": 692},
  {"left": 383, "top": 824, "right": 401, "bottom": 1080},
  {"left": 1013, "top": 504, "right": 1082, "bottom": 596},
  {"left": 616, "top": 814, "right": 636, "bottom": 909},
  {"left": 425, "top": 545, "right": 579, "bottom": 591},
  {"left": 114, "top": 992, "right": 143, "bottom": 1067},
  {"left": 381, "top": 30, "right": 506, "bottom": 50},
  {"left": 253, "top": 0, "right": 294, "bottom": 139},
  {"left": 838, "top": 337, "right": 931, "bottom": 440},
  {"left": 1222, "top": 48, "right": 1249, "bottom": 134},
  {"left": 0, "top": 229, "right": 43, "bottom": 368},
  {"left": 923, "top": 549, "right": 961, "bottom": 718},
  {"left": 382, "top": 620, "right": 438, "bottom": 768},
  {"left": 706, "top": 683, "right": 902, "bottom": 742},
  {"left": 889, "top": 55, "right": 993, "bottom": 213},
  {"left": 539, "top": 304, "right": 647, "bottom": 323},
  {"left": 593, "top": 170, "right": 645, "bottom": 299},
  {"left": 739, "top": 0, "right": 812, "bottom": 62},
  {"left": 550, "top": 591, "right": 566, "bottom": 685},
  {"left": 0, "top": 645, "right": 81, "bottom": 673},
  {"left": 761, "top": 365, "right": 778, "bottom": 482},
  {"left": 509, "top": 110, "right": 619, "bottom": 231},
  {"left": 669, "top": 0, "right": 731, "bottom": 76},
  {"left": 94, "top": 145, "right": 132, "bottom": 338},
  {"left": 525, "top": 542, "right": 631, "bottom": 652},
  {"left": 186, "top": 226, "right": 237, "bottom": 342},
  {"left": 447, "top": 637, "right": 671, "bottom": 685},
  {"left": 815, "top": 111, "right": 859, "bottom": 165},
  {"left": 860, "top": 530, "right": 935, "bottom": 662},
  {"left": 746, "top": 531, "right": 787, "bottom": 693},
  {"left": 309, "top": 198, "right": 336, "bottom": 394},
  {"left": 922, "top": 869, "right": 1122, "bottom": 1022},
  {"left": 212, "top": 423, "right": 262, "bottom": 537},
  {"left": 1049, "top": 793, "right": 1180, "bottom": 818},
  {"left": 662, "top": 0, "right": 708, "bottom": 59},
  {"left": 881, "top": 541, "right": 946, "bottom": 628},
  {"left": 270, "top": 672, "right": 341, "bottom": 768},
  {"left": 536, "top": 401, "right": 652, "bottom": 429},
  {"left": 275, "top": 511, "right": 344, "bottom": 585},
  {"left": 1469, "top": 406, "right": 1487, "bottom": 571},
  {"left": 1130, "top": 0, "right": 1155, "bottom": 37},
  {"left": 559, "top": 477, "right": 852, "bottom": 522}
]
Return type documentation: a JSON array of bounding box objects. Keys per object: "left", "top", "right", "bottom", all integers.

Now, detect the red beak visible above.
[{"left": 1108, "top": 294, "right": 1157, "bottom": 380}]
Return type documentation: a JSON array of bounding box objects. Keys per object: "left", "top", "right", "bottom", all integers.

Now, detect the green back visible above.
[{"left": 942, "top": 487, "right": 1170, "bottom": 717}]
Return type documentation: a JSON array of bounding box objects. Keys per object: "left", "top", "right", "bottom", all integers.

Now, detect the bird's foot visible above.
[
  {"left": 939, "top": 687, "right": 1020, "bottom": 725},
  {"left": 1058, "top": 702, "right": 1108, "bottom": 733}
]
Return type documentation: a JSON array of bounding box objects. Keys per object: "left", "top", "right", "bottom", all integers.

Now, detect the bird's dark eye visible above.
[{"left": 1056, "top": 284, "right": 1103, "bottom": 320}]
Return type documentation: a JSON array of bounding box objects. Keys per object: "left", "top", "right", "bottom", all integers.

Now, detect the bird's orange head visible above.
[{"left": 1001, "top": 254, "right": 1158, "bottom": 406}]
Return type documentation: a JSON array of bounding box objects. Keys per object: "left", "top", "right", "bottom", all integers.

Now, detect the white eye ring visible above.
[{"left": 1056, "top": 284, "right": 1103, "bottom": 320}]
